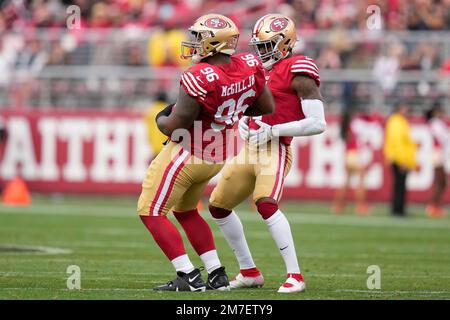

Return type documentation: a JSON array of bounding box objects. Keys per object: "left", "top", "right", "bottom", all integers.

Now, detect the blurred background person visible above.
[
  {"left": 384, "top": 101, "right": 418, "bottom": 217},
  {"left": 0, "top": 38, "right": 15, "bottom": 93},
  {"left": 0, "top": 118, "right": 7, "bottom": 142},
  {"left": 333, "top": 108, "right": 377, "bottom": 216},
  {"left": 0, "top": 116, "right": 7, "bottom": 194},
  {"left": 144, "top": 91, "right": 170, "bottom": 159},
  {"left": 425, "top": 102, "right": 448, "bottom": 218},
  {"left": 372, "top": 42, "right": 405, "bottom": 96},
  {"left": 12, "top": 38, "right": 47, "bottom": 108},
  {"left": 147, "top": 26, "right": 190, "bottom": 68}
]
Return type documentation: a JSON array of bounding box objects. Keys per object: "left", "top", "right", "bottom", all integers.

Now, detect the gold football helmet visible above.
[
  {"left": 181, "top": 14, "right": 240, "bottom": 63},
  {"left": 249, "top": 14, "right": 297, "bottom": 69}
]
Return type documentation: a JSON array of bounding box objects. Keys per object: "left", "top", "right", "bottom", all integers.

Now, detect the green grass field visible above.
[{"left": 0, "top": 195, "right": 449, "bottom": 300}]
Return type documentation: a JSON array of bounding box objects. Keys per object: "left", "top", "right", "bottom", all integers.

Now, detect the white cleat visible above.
[
  {"left": 230, "top": 273, "right": 265, "bottom": 289},
  {"left": 277, "top": 276, "right": 306, "bottom": 293}
]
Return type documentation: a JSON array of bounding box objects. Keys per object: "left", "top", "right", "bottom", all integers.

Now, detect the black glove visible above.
[{"left": 156, "top": 103, "right": 175, "bottom": 121}]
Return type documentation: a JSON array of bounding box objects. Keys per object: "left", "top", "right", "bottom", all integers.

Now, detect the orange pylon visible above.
[{"left": 2, "top": 177, "right": 31, "bottom": 206}]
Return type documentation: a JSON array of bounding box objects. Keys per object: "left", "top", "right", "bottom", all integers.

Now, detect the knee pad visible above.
[
  {"left": 209, "top": 205, "right": 232, "bottom": 219},
  {"left": 256, "top": 201, "right": 278, "bottom": 220}
]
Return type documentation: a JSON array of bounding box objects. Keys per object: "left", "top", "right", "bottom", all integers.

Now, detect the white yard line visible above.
[
  {"left": 0, "top": 287, "right": 153, "bottom": 292},
  {"left": 334, "top": 289, "right": 450, "bottom": 295},
  {"left": 0, "top": 244, "right": 72, "bottom": 255},
  {"left": 0, "top": 287, "right": 449, "bottom": 296},
  {"left": 2, "top": 271, "right": 450, "bottom": 280},
  {"left": 1, "top": 205, "right": 449, "bottom": 230}
]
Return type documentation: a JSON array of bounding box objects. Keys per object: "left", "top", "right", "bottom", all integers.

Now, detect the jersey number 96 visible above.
[
  {"left": 212, "top": 88, "right": 256, "bottom": 131},
  {"left": 241, "top": 54, "right": 259, "bottom": 67},
  {"left": 200, "top": 67, "right": 219, "bottom": 82}
]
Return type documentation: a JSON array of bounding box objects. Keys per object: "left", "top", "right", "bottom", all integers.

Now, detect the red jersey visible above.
[
  {"left": 345, "top": 115, "right": 381, "bottom": 154},
  {"left": 345, "top": 117, "right": 367, "bottom": 151},
  {"left": 252, "top": 55, "right": 321, "bottom": 146},
  {"left": 178, "top": 53, "right": 266, "bottom": 162}
]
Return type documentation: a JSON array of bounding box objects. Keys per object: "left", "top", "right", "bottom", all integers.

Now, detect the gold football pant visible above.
[
  {"left": 138, "top": 142, "right": 224, "bottom": 216},
  {"left": 209, "top": 141, "right": 292, "bottom": 210}
]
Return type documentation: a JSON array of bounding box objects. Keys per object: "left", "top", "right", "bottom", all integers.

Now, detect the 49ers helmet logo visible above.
[
  {"left": 205, "top": 17, "right": 228, "bottom": 29},
  {"left": 270, "top": 17, "right": 288, "bottom": 31}
]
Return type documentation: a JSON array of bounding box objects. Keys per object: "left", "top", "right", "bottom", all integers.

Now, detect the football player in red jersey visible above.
[
  {"left": 208, "top": 14, "right": 326, "bottom": 293},
  {"left": 137, "top": 14, "right": 274, "bottom": 292}
]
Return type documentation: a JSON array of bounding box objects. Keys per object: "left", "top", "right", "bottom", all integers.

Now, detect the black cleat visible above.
[
  {"left": 154, "top": 268, "right": 206, "bottom": 292},
  {"left": 206, "top": 266, "right": 230, "bottom": 291}
]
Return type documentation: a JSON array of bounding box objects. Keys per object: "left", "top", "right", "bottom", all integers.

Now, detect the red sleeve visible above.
[
  {"left": 179, "top": 66, "right": 211, "bottom": 102},
  {"left": 234, "top": 52, "right": 266, "bottom": 96},
  {"left": 254, "top": 62, "right": 267, "bottom": 96},
  {"left": 290, "top": 56, "right": 321, "bottom": 87}
]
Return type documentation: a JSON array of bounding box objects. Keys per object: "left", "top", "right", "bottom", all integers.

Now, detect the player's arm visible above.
[
  {"left": 249, "top": 74, "right": 326, "bottom": 145},
  {"left": 156, "top": 87, "right": 200, "bottom": 136},
  {"left": 244, "top": 85, "right": 275, "bottom": 116},
  {"left": 269, "top": 75, "right": 326, "bottom": 137}
]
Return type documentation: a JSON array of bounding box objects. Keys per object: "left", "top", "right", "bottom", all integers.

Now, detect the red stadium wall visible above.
[{"left": 0, "top": 109, "right": 449, "bottom": 203}]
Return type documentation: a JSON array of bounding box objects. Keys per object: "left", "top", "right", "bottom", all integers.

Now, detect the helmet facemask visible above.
[
  {"left": 181, "top": 30, "right": 209, "bottom": 62},
  {"left": 250, "top": 34, "right": 284, "bottom": 69}
]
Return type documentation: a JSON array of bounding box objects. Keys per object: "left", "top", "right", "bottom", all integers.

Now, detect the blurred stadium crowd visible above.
[
  {"left": 0, "top": 0, "right": 449, "bottom": 111},
  {"left": 1, "top": 0, "right": 450, "bottom": 31}
]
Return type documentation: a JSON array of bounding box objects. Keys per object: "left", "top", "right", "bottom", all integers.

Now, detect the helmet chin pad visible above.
[
  {"left": 261, "top": 50, "right": 283, "bottom": 69},
  {"left": 192, "top": 54, "right": 203, "bottom": 64},
  {"left": 262, "top": 59, "right": 276, "bottom": 69}
]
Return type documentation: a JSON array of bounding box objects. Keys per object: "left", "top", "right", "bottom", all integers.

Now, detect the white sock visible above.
[
  {"left": 171, "top": 254, "right": 195, "bottom": 274},
  {"left": 264, "top": 210, "right": 301, "bottom": 274},
  {"left": 200, "top": 250, "right": 222, "bottom": 274},
  {"left": 214, "top": 211, "right": 256, "bottom": 270}
]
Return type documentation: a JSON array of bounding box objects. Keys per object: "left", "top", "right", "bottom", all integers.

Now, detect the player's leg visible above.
[
  {"left": 428, "top": 166, "right": 447, "bottom": 217},
  {"left": 172, "top": 163, "right": 230, "bottom": 290},
  {"left": 208, "top": 147, "right": 264, "bottom": 288},
  {"left": 174, "top": 181, "right": 220, "bottom": 275},
  {"left": 253, "top": 142, "right": 305, "bottom": 293},
  {"left": 355, "top": 166, "right": 370, "bottom": 216},
  {"left": 438, "top": 168, "right": 448, "bottom": 216},
  {"left": 333, "top": 150, "right": 355, "bottom": 214},
  {"left": 391, "top": 163, "right": 407, "bottom": 216},
  {"left": 333, "top": 169, "right": 350, "bottom": 214},
  {"left": 137, "top": 142, "right": 205, "bottom": 291}
]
